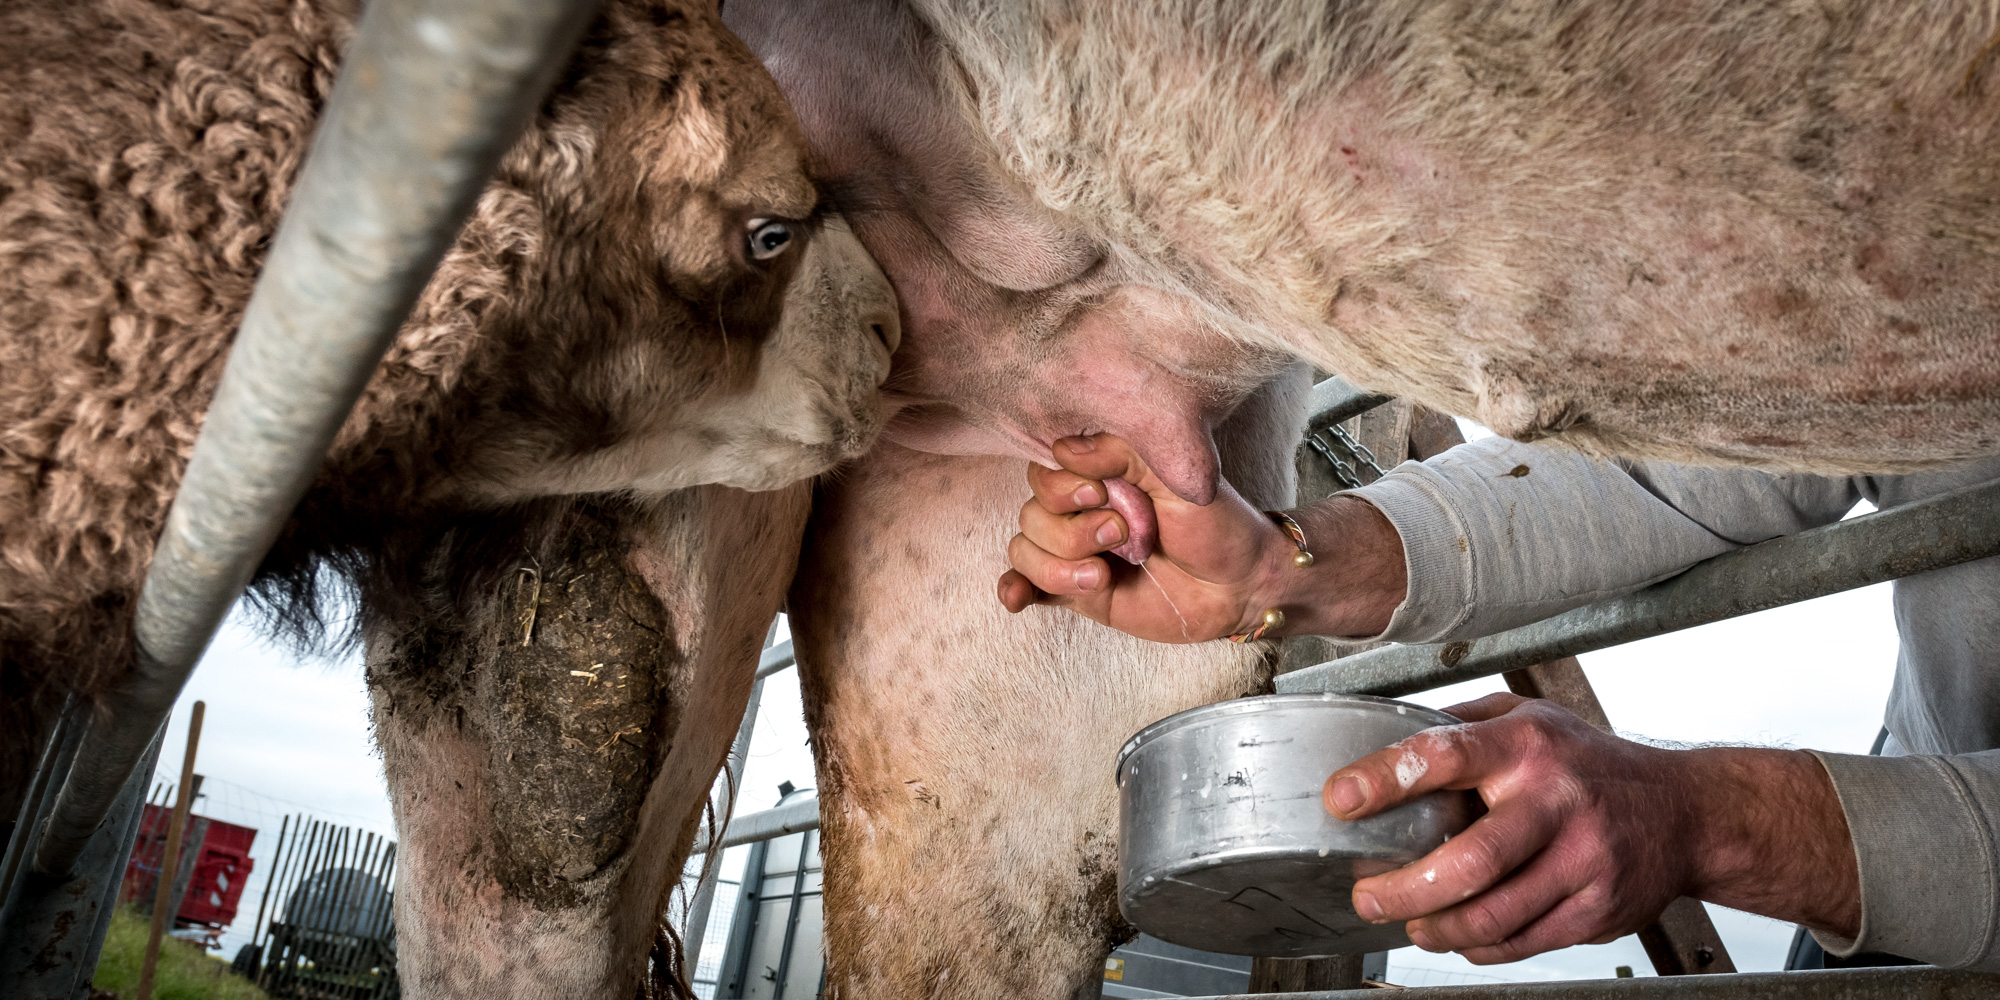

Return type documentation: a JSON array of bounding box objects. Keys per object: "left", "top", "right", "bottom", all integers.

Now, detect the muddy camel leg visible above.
[{"left": 370, "top": 486, "right": 807, "bottom": 999}]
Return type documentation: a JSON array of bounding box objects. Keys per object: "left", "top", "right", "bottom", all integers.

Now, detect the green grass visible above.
[{"left": 93, "top": 907, "right": 272, "bottom": 1000}]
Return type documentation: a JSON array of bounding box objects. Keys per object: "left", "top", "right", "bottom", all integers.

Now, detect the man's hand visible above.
[
  {"left": 996, "top": 434, "right": 1407, "bottom": 642},
  {"left": 1326, "top": 693, "right": 1861, "bottom": 964}
]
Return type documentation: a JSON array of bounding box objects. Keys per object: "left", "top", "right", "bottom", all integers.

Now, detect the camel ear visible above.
[{"left": 656, "top": 85, "right": 730, "bottom": 185}]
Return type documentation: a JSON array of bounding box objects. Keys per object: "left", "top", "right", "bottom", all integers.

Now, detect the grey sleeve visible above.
[
  {"left": 1345, "top": 437, "right": 1862, "bottom": 643},
  {"left": 1808, "top": 750, "right": 2000, "bottom": 969}
]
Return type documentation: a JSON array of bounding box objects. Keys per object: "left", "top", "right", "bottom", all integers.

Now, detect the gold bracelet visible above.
[{"left": 1227, "top": 511, "right": 1313, "bottom": 643}]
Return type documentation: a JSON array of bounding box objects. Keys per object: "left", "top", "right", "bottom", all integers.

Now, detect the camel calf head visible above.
[
  {"left": 0, "top": 3, "right": 894, "bottom": 993},
  {"left": 359, "top": 0, "right": 900, "bottom": 503}
]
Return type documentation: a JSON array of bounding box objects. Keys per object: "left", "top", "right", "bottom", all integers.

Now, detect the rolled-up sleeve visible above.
[
  {"left": 1346, "top": 438, "right": 1862, "bottom": 643},
  {"left": 1808, "top": 750, "right": 2000, "bottom": 970}
]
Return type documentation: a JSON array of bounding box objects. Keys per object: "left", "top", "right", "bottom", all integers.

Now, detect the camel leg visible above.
[{"left": 370, "top": 486, "right": 807, "bottom": 999}]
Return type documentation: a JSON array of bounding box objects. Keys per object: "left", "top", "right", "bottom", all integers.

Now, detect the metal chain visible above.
[
  {"left": 1307, "top": 421, "right": 1389, "bottom": 490},
  {"left": 1307, "top": 433, "right": 1367, "bottom": 490},
  {"left": 1327, "top": 423, "right": 1387, "bottom": 479}
]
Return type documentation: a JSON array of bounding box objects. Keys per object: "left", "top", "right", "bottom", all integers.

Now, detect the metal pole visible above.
[
  {"left": 689, "top": 797, "right": 824, "bottom": 856},
  {"left": 0, "top": 724, "right": 164, "bottom": 998},
  {"left": 1279, "top": 475, "right": 2000, "bottom": 698},
  {"left": 158, "top": 799, "right": 208, "bottom": 922},
  {"left": 131, "top": 781, "right": 173, "bottom": 907},
  {"left": 1305, "top": 377, "right": 1393, "bottom": 438},
  {"left": 1187, "top": 966, "right": 2000, "bottom": 999},
  {"left": 758, "top": 639, "right": 797, "bottom": 679},
  {"left": 139, "top": 703, "right": 205, "bottom": 1000},
  {"left": 680, "top": 674, "right": 758, "bottom": 953},
  {"left": 28, "top": 0, "right": 604, "bottom": 882},
  {"left": 769, "top": 827, "right": 815, "bottom": 1000},
  {"left": 0, "top": 706, "right": 76, "bottom": 904},
  {"left": 684, "top": 621, "right": 783, "bottom": 971}
]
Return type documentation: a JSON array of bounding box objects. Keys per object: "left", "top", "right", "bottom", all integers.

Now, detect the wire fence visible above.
[{"left": 687, "top": 877, "right": 742, "bottom": 998}]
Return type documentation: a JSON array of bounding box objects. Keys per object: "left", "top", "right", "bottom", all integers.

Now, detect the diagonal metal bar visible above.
[
  {"left": 1187, "top": 966, "right": 2000, "bottom": 999},
  {"left": 1305, "top": 376, "right": 1393, "bottom": 439},
  {"left": 689, "top": 797, "right": 822, "bottom": 856},
  {"left": 759, "top": 640, "right": 797, "bottom": 679},
  {"left": 684, "top": 619, "right": 785, "bottom": 971},
  {"left": 1279, "top": 475, "right": 2000, "bottom": 699},
  {"left": 26, "top": 0, "right": 604, "bottom": 880}
]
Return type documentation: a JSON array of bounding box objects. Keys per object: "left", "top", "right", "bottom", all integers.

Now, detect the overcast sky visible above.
[{"left": 159, "top": 421, "right": 1900, "bottom": 984}]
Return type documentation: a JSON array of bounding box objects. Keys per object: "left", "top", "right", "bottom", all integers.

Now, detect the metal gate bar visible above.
[
  {"left": 1305, "top": 377, "right": 1394, "bottom": 441},
  {"left": 0, "top": 726, "right": 165, "bottom": 994},
  {"left": 1186, "top": 966, "right": 2000, "bottom": 999},
  {"left": 26, "top": 0, "right": 606, "bottom": 885},
  {"left": 1278, "top": 474, "right": 2000, "bottom": 699}
]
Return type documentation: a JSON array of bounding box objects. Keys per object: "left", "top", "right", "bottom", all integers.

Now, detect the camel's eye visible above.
[{"left": 747, "top": 219, "right": 794, "bottom": 260}]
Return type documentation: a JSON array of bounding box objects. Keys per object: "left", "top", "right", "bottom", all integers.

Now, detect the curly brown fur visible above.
[{"left": 1, "top": 0, "right": 895, "bottom": 798}]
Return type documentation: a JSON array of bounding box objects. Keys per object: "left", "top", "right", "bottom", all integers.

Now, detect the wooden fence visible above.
[{"left": 233, "top": 815, "right": 400, "bottom": 1000}]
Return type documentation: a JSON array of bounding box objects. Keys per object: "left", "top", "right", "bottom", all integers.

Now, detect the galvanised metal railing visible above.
[{"left": 1278, "top": 470, "right": 2000, "bottom": 698}]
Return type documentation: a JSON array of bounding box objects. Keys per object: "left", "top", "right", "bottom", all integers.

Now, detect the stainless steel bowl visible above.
[{"left": 1117, "top": 693, "right": 1478, "bottom": 957}]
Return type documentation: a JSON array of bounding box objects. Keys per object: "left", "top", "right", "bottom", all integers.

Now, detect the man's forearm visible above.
[
  {"left": 1686, "top": 747, "right": 1860, "bottom": 938},
  {"left": 1262, "top": 495, "right": 1407, "bottom": 638}
]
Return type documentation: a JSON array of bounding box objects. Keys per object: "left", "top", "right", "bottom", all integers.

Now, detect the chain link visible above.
[
  {"left": 1306, "top": 421, "right": 1389, "bottom": 491},
  {"left": 1307, "top": 433, "right": 1365, "bottom": 490},
  {"left": 1327, "top": 423, "right": 1386, "bottom": 479}
]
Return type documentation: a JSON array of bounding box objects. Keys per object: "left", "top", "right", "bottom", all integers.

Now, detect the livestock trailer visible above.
[{"left": 120, "top": 801, "right": 258, "bottom": 948}]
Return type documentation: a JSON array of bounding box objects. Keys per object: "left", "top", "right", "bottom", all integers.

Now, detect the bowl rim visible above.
[{"left": 1116, "top": 692, "right": 1463, "bottom": 771}]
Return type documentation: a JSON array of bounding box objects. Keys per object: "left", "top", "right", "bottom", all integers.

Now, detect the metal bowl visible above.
[{"left": 1117, "top": 693, "right": 1478, "bottom": 957}]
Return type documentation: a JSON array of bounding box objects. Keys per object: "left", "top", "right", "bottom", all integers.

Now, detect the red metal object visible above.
[
  {"left": 181, "top": 816, "right": 256, "bottom": 925},
  {"left": 121, "top": 804, "right": 257, "bottom": 930}
]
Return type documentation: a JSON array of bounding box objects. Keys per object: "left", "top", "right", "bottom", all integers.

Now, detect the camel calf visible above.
[{"left": 2, "top": 1, "right": 894, "bottom": 995}]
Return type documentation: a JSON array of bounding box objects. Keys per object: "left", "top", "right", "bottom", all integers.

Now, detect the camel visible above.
[
  {"left": 721, "top": 2, "right": 2000, "bottom": 996},
  {"left": 2, "top": 0, "right": 894, "bottom": 994}
]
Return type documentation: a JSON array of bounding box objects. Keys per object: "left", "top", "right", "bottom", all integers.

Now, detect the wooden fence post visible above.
[{"left": 137, "top": 701, "right": 204, "bottom": 1000}]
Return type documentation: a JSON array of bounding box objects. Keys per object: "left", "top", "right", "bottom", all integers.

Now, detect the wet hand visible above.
[
  {"left": 995, "top": 434, "right": 1289, "bottom": 643},
  {"left": 1324, "top": 693, "right": 1860, "bottom": 963}
]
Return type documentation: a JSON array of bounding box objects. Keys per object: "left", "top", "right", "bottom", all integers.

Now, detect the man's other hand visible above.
[{"left": 1324, "top": 693, "right": 1861, "bottom": 964}]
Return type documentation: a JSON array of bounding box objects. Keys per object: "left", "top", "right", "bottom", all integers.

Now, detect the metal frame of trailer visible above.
[{"left": 1, "top": 0, "right": 1995, "bottom": 994}]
